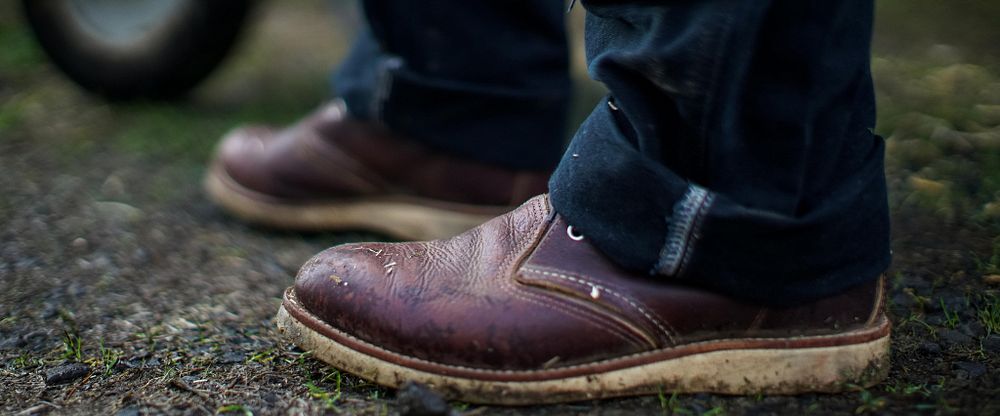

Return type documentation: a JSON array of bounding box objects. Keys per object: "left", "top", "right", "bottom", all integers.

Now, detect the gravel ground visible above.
[{"left": 2, "top": 1, "right": 999, "bottom": 415}]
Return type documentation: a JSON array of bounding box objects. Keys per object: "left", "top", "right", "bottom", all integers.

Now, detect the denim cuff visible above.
[
  {"left": 334, "top": 30, "right": 570, "bottom": 171},
  {"left": 654, "top": 185, "right": 715, "bottom": 277}
]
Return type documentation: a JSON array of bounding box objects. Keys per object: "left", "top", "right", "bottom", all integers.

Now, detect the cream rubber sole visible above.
[
  {"left": 276, "top": 290, "right": 891, "bottom": 405},
  {"left": 204, "top": 166, "right": 507, "bottom": 240}
]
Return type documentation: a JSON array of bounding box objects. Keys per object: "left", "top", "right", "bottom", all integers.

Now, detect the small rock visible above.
[
  {"left": 131, "top": 248, "right": 150, "bottom": 264},
  {"left": 115, "top": 406, "right": 140, "bottom": 416},
  {"left": 0, "top": 336, "right": 25, "bottom": 350},
  {"left": 984, "top": 274, "right": 1000, "bottom": 285},
  {"left": 101, "top": 174, "right": 127, "bottom": 198},
  {"left": 40, "top": 302, "right": 58, "bottom": 319},
  {"left": 219, "top": 350, "right": 246, "bottom": 364},
  {"left": 21, "top": 331, "right": 48, "bottom": 351},
  {"left": 960, "top": 322, "right": 985, "bottom": 338},
  {"left": 92, "top": 201, "right": 143, "bottom": 224},
  {"left": 954, "top": 361, "right": 987, "bottom": 379},
  {"left": 397, "top": 381, "right": 452, "bottom": 416},
  {"left": 68, "top": 282, "right": 86, "bottom": 297},
  {"left": 983, "top": 334, "right": 1000, "bottom": 353},
  {"left": 938, "top": 329, "right": 974, "bottom": 346},
  {"left": 45, "top": 363, "right": 91, "bottom": 385},
  {"left": 91, "top": 255, "right": 113, "bottom": 271},
  {"left": 890, "top": 293, "right": 915, "bottom": 308},
  {"left": 918, "top": 341, "right": 942, "bottom": 354},
  {"left": 71, "top": 237, "right": 88, "bottom": 252}
]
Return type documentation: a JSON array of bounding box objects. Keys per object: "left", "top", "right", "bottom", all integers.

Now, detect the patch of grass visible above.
[
  {"left": 159, "top": 365, "right": 179, "bottom": 383},
  {"left": 106, "top": 100, "right": 313, "bottom": 165},
  {"left": 0, "top": 23, "right": 44, "bottom": 73},
  {"left": 305, "top": 379, "right": 341, "bottom": 410},
  {"left": 875, "top": 56, "right": 1000, "bottom": 223},
  {"left": 450, "top": 401, "right": 470, "bottom": 413},
  {"left": 61, "top": 330, "right": 83, "bottom": 361},
  {"left": 12, "top": 353, "right": 44, "bottom": 369},
  {"left": 0, "top": 92, "right": 29, "bottom": 134},
  {"left": 975, "top": 236, "right": 1000, "bottom": 275},
  {"left": 940, "top": 298, "right": 962, "bottom": 329},
  {"left": 136, "top": 327, "right": 159, "bottom": 353},
  {"left": 854, "top": 387, "right": 888, "bottom": 414},
  {"left": 216, "top": 404, "right": 254, "bottom": 416},
  {"left": 248, "top": 348, "right": 278, "bottom": 364},
  {"left": 98, "top": 340, "right": 122, "bottom": 376},
  {"left": 701, "top": 407, "right": 724, "bottom": 416},
  {"left": 979, "top": 294, "right": 1000, "bottom": 334},
  {"left": 885, "top": 381, "right": 933, "bottom": 398},
  {"left": 658, "top": 388, "right": 693, "bottom": 415}
]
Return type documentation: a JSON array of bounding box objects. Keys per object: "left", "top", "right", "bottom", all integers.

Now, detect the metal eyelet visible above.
[{"left": 566, "top": 225, "right": 584, "bottom": 241}]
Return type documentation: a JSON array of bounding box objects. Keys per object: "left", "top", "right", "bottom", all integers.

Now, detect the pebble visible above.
[
  {"left": 101, "top": 174, "right": 127, "bottom": 198},
  {"left": 890, "top": 293, "right": 915, "bottom": 308},
  {"left": 219, "top": 350, "right": 246, "bottom": 364},
  {"left": 938, "top": 329, "right": 974, "bottom": 346},
  {"left": 92, "top": 201, "right": 143, "bottom": 224},
  {"left": 0, "top": 335, "right": 25, "bottom": 350},
  {"left": 45, "top": 363, "right": 91, "bottom": 384},
  {"left": 983, "top": 334, "right": 1000, "bottom": 353},
  {"left": 39, "top": 302, "right": 58, "bottom": 319},
  {"left": 954, "top": 361, "right": 987, "bottom": 379},
  {"left": 115, "top": 406, "right": 140, "bottom": 416},
  {"left": 131, "top": 248, "right": 150, "bottom": 264},
  {"left": 960, "top": 321, "right": 985, "bottom": 338},
  {"left": 396, "top": 381, "right": 453, "bottom": 416},
  {"left": 71, "top": 237, "right": 88, "bottom": 252}
]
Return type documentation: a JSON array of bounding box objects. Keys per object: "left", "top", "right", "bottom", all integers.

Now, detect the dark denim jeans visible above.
[
  {"left": 334, "top": 0, "right": 571, "bottom": 170},
  {"left": 334, "top": 0, "right": 891, "bottom": 305}
]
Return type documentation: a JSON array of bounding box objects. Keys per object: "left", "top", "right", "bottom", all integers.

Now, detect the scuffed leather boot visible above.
[
  {"left": 204, "top": 100, "right": 549, "bottom": 240},
  {"left": 276, "top": 195, "right": 890, "bottom": 404}
]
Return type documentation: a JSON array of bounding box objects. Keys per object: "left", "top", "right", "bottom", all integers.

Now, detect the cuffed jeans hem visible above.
[
  {"left": 332, "top": 27, "right": 570, "bottom": 171},
  {"left": 550, "top": 98, "right": 892, "bottom": 306}
]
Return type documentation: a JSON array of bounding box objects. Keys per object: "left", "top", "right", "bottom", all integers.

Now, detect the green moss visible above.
[{"left": 0, "top": 24, "right": 44, "bottom": 74}]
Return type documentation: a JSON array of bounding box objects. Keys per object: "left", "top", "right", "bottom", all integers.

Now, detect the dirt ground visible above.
[{"left": 2, "top": 1, "right": 999, "bottom": 415}]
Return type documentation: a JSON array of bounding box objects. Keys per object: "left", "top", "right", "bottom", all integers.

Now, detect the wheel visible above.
[{"left": 22, "top": 0, "right": 254, "bottom": 100}]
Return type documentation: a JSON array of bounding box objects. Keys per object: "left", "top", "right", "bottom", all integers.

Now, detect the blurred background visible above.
[
  {"left": 1, "top": 0, "right": 999, "bottom": 414},
  {"left": 2, "top": 0, "right": 999, "bottom": 226}
]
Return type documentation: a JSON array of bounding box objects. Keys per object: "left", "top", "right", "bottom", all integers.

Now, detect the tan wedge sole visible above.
[
  {"left": 276, "top": 288, "right": 891, "bottom": 405},
  {"left": 204, "top": 165, "right": 507, "bottom": 240}
]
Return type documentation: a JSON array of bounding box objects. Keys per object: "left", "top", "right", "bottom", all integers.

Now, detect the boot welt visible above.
[
  {"left": 276, "top": 288, "right": 891, "bottom": 405},
  {"left": 204, "top": 164, "right": 508, "bottom": 240}
]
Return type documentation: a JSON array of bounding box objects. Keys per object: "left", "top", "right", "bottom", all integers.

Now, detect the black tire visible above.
[{"left": 22, "top": 0, "right": 254, "bottom": 100}]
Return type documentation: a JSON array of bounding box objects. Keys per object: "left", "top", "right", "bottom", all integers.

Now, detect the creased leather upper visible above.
[
  {"left": 294, "top": 195, "right": 883, "bottom": 371},
  {"left": 215, "top": 101, "right": 549, "bottom": 205}
]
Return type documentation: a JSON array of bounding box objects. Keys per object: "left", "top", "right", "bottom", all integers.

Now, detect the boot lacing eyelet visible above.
[{"left": 566, "top": 225, "right": 584, "bottom": 241}]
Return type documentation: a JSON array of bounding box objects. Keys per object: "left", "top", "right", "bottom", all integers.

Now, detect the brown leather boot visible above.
[
  {"left": 204, "top": 101, "right": 549, "bottom": 240},
  {"left": 276, "top": 195, "right": 890, "bottom": 405}
]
